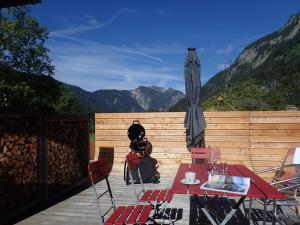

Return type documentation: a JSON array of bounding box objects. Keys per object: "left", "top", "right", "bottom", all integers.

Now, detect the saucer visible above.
[{"left": 180, "top": 178, "right": 200, "bottom": 185}]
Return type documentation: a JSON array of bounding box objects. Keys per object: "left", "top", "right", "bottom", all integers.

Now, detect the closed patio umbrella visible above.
[{"left": 184, "top": 48, "right": 206, "bottom": 151}]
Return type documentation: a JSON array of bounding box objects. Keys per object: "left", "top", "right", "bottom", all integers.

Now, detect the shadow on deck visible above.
[{"left": 189, "top": 196, "right": 249, "bottom": 225}]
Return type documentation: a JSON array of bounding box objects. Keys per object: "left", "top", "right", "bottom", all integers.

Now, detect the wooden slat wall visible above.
[
  {"left": 94, "top": 111, "right": 254, "bottom": 178},
  {"left": 95, "top": 111, "right": 300, "bottom": 179},
  {"left": 205, "top": 111, "right": 251, "bottom": 169},
  {"left": 95, "top": 112, "right": 186, "bottom": 177}
]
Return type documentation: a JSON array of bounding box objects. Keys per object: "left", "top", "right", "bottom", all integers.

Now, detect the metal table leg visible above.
[
  {"left": 272, "top": 199, "right": 276, "bottom": 225},
  {"left": 248, "top": 197, "right": 252, "bottom": 223},
  {"left": 263, "top": 198, "right": 267, "bottom": 225}
]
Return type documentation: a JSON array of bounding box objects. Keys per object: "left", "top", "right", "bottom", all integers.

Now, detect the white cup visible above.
[{"left": 185, "top": 172, "right": 196, "bottom": 183}]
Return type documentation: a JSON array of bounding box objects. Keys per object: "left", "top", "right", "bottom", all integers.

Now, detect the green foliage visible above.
[
  {"left": 0, "top": 7, "right": 54, "bottom": 76},
  {"left": 53, "top": 86, "right": 75, "bottom": 114},
  {"left": 290, "top": 43, "right": 300, "bottom": 57},
  {"left": 203, "top": 79, "right": 276, "bottom": 111},
  {"left": 0, "top": 65, "right": 74, "bottom": 113},
  {"left": 201, "top": 13, "right": 300, "bottom": 111},
  {"left": 0, "top": 7, "right": 76, "bottom": 114}
]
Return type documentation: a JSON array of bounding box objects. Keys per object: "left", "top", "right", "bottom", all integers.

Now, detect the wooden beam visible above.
[{"left": 0, "top": 0, "right": 41, "bottom": 8}]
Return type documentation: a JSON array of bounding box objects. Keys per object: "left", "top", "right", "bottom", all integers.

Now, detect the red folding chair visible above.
[
  {"left": 126, "top": 154, "right": 175, "bottom": 224},
  {"left": 191, "top": 147, "right": 210, "bottom": 164},
  {"left": 88, "top": 159, "right": 152, "bottom": 225},
  {"left": 256, "top": 148, "right": 299, "bottom": 183},
  {"left": 255, "top": 147, "right": 300, "bottom": 216}
]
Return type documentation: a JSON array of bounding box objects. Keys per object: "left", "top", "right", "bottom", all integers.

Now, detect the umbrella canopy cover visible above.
[{"left": 184, "top": 48, "right": 206, "bottom": 151}]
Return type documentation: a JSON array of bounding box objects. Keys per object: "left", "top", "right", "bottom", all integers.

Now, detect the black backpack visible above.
[{"left": 124, "top": 153, "right": 159, "bottom": 185}]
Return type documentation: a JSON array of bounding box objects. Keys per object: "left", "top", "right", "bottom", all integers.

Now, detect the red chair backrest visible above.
[
  {"left": 88, "top": 159, "right": 109, "bottom": 184},
  {"left": 126, "top": 152, "right": 140, "bottom": 170},
  {"left": 191, "top": 147, "right": 210, "bottom": 160}
]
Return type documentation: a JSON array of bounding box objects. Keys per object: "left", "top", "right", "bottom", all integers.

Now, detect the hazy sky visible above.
[{"left": 28, "top": 0, "right": 299, "bottom": 92}]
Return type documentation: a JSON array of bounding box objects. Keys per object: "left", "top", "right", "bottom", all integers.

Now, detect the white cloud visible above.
[
  {"left": 216, "top": 45, "right": 234, "bottom": 55},
  {"left": 110, "top": 46, "right": 166, "bottom": 63},
  {"left": 133, "top": 42, "right": 186, "bottom": 55},
  {"left": 48, "top": 39, "right": 184, "bottom": 92},
  {"left": 50, "top": 8, "right": 138, "bottom": 37},
  {"left": 199, "top": 47, "right": 206, "bottom": 53},
  {"left": 153, "top": 9, "right": 171, "bottom": 16},
  {"left": 216, "top": 63, "right": 230, "bottom": 70}
]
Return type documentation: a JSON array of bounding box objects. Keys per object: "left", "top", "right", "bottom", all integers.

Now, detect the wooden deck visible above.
[{"left": 16, "top": 175, "right": 298, "bottom": 225}]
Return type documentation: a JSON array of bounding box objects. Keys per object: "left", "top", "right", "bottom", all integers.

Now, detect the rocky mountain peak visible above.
[
  {"left": 131, "top": 85, "right": 184, "bottom": 111},
  {"left": 148, "top": 85, "right": 167, "bottom": 93},
  {"left": 286, "top": 13, "right": 300, "bottom": 26},
  {"left": 235, "top": 12, "right": 300, "bottom": 71}
]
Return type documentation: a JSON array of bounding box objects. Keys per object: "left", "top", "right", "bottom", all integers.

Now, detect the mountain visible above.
[
  {"left": 66, "top": 85, "right": 185, "bottom": 113},
  {"left": 131, "top": 86, "right": 185, "bottom": 111},
  {"left": 170, "top": 12, "right": 300, "bottom": 111}
]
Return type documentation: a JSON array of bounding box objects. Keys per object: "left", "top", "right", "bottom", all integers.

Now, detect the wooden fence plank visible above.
[
  {"left": 95, "top": 112, "right": 185, "bottom": 119},
  {"left": 96, "top": 129, "right": 186, "bottom": 136},
  {"left": 204, "top": 112, "right": 250, "bottom": 118},
  {"left": 206, "top": 129, "right": 249, "bottom": 136},
  {"left": 250, "top": 111, "right": 300, "bottom": 117},
  {"left": 96, "top": 135, "right": 185, "bottom": 142},
  {"left": 95, "top": 124, "right": 185, "bottom": 130},
  {"left": 205, "top": 136, "right": 249, "bottom": 142},
  {"left": 250, "top": 123, "right": 300, "bottom": 130},
  {"left": 96, "top": 117, "right": 185, "bottom": 124},
  {"left": 250, "top": 117, "right": 300, "bottom": 123},
  {"left": 250, "top": 142, "right": 300, "bottom": 148},
  {"left": 205, "top": 117, "right": 249, "bottom": 124},
  {"left": 250, "top": 130, "right": 300, "bottom": 136},
  {"left": 250, "top": 136, "right": 300, "bottom": 143},
  {"left": 206, "top": 123, "right": 249, "bottom": 129}
]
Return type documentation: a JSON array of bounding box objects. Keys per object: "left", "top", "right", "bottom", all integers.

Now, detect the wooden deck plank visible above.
[
  {"left": 16, "top": 176, "right": 190, "bottom": 225},
  {"left": 16, "top": 175, "right": 298, "bottom": 225}
]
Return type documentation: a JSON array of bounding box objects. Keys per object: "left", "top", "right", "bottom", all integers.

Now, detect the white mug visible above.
[{"left": 185, "top": 172, "right": 196, "bottom": 183}]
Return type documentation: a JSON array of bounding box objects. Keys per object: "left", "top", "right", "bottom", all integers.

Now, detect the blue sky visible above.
[{"left": 28, "top": 0, "right": 299, "bottom": 92}]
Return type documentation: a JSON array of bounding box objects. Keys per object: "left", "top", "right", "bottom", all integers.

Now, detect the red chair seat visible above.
[
  {"left": 139, "top": 189, "right": 173, "bottom": 202},
  {"left": 104, "top": 205, "right": 152, "bottom": 225}
]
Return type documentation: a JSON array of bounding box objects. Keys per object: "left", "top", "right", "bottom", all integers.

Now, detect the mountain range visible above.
[
  {"left": 75, "top": 12, "right": 300, "bottom": 113},
  {"left": 66, "top": 84, "right": 185, "bottom": 113},
  {"left": 171, "top": 12, "right": 300, "bottom": 111}
]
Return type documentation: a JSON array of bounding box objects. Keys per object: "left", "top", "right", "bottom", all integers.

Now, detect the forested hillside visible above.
[{"left": 170, "top": 13, "right": 300, "bottom": 111}]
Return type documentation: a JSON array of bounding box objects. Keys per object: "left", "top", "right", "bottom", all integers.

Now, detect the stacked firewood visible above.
[
  {"left": 47, "top": 120, "right": 87, "bottom": 186},
  {"left": 48, "top": 141, "right": 80, "bottom": 185},
  {"left": 0, "top": 117, "right": 88, "bottom": 187},
  {"left": 0, "top": 133, "right": 38, "bottom": 184}
]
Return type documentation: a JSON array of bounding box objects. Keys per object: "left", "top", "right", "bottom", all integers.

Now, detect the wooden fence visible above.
[{"left": 94, "top": 111, "right": 300, "bottom": 180}]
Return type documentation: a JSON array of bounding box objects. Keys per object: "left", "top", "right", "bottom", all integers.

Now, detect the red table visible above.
[{"left": 171, "top": 163, "right": 285, "bottom": 225}]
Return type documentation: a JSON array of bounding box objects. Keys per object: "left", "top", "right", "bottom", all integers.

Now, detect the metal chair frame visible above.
[
  {"left": 272, "top": 176, "right": 300, "bottom": 225},
  {"left": 88, "top": 159, "right": 152, "bottom": 225},
  {"left": 254, "top": 148, "right": 300, "bottom": 225}
]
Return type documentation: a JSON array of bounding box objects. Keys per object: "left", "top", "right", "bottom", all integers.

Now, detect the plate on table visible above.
[{"left": 180, "top": 179, "right": 200, "bottom": 185}]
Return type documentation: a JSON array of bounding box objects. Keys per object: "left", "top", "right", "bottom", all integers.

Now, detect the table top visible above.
[{"left": 171, "top": 163, "right": 285, "bottom": 199}]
